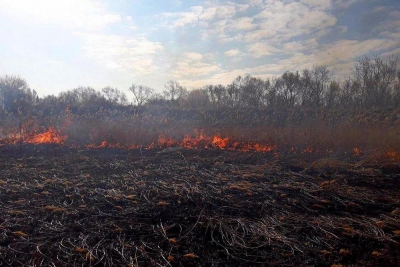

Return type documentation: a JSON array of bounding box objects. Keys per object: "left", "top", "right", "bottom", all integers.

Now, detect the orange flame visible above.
[
  {"left": 212, "top": 135, "right": 229, "bottom": 149},
  {"left": 26, "top": 127, "right": 67, "bottom": 144},
  {"left": 84, "top": 131, "right": 277, "bottom": 153},
  {"left": 5, "top": 126, "right": 396, "bottom": 158},
  {"left": 353, "top": 147, "right": 361, "bottom": 156}
]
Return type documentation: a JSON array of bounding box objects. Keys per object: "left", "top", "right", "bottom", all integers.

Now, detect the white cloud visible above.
[
  {"left": 249, "top": 0, "right": 263, "bottom": 7},
  {"left": 333, "top": 0, "right": 361, "bottom": 9},
  {"left": 380, "top": 30, "right": 400, "bottom": 40},
  {"left": 247, "top": 42, "right": 279, "bottom": 58},
  {"left": 320, "top": 39, "right": 399, "bottom": 63},
  {"left": 283, "top": 41, "right": 305, "bottom": 53},
  {"left": 169, "top": 51, "right": 220, "bottom": 78},
  {"left": 300, "top": 0, "right": 331, "bottom": 10},
  {"left": 163, "top": 6, "right": 203, "bottom": 28},
  {"left": 248, "top": 1, "right": 337, "bottom": 43},
  {"left": 230, "top": 17, "right": 257, "bottom": 31},
  {"left": 77, "top": 33, "right": 164, "bottom": 75},
  {"left": 225, "top": 49, "right": 241, "bottom": 57},
  {"left": 179, "top": 65, "right": 278, "bottom": 88},
  {"left": 184, "top": 52, "right": 204, "bottom": 61},
  {"left": 276, "top": 38, "right": 400, "bottom": 77},
  {"left": 173, "top": 62, "right": 220, "bottom": 77},
  {"left": 199, "top": 5, "right": 240, "bottom": 21},
  {"left": 164, "top": 2, "right": 249, "bottom": 28},
  {"left": 184, "top": 35, "right": 400, "bottom": 89},
  {"left": 0, "top": 0, "right": 121, "bottom": 31},
  {"left": 179, "top": 69, "right": 245, "bottom": 88}
]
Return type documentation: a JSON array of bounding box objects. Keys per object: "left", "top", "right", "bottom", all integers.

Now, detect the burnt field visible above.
[{"left": 0, "top": 144, "right": 399, "bottom": 267}]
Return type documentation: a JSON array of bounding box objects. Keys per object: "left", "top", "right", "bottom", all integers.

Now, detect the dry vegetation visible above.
[{"left": 3, "top": 105, "right": 400, "bottom": 156}]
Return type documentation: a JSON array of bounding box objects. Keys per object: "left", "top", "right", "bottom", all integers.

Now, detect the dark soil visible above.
[{"left": 0, "top": 144, "right": 399, "bottom": 266}]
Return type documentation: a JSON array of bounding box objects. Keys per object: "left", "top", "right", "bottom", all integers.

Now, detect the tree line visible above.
[{"left": 1, "top": 55, "right": 399, "bottom": 115}]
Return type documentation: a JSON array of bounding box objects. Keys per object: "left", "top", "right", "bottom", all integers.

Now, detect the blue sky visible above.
[{"left": 0, "top": 0, "right": 399, "bottom": 97}]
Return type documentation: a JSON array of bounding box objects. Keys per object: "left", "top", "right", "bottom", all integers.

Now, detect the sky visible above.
[{"left": 0, "top": 0, "right": 399, "bottom": 97}]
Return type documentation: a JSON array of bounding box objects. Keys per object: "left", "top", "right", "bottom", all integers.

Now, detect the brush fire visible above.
[
  {"left": 0, "top": 126, "right": 386, "bottom": 158},
  {"left": 1, "top": 54, "right": 400, "bottom": 266},
  {"left": 0, "top": 116, "right": 399, "bottom": 267}
]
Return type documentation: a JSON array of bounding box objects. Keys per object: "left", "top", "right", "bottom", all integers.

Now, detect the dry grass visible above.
[{"left": 2, "top": 107, "right": 400, "bottom": 159}]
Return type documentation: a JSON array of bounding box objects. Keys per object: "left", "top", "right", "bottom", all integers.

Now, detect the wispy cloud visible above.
[
  {"left": 247, "top": 43, "right": 279, "bottom": 58},
  {"left": 0, "top": 0, "right": 121, "bottom": 31},
  {"left": 248, "top": 1, "right": 337, "bottom": 43},
  {"left": 76, "top": 33, "right": 164, "bottom": 75},
  {"left": 0, "top": 0, "right": 398, "bottom": 95},
  {"left": 169, "top": 52, "right": 220, "bottom": 79},
  {"left": 162, "top": 6, "right": 203, "bottom": 28},
  {"left": 162, "top": 2, "right": 249, "bottom": 29},
  {"left": 225, "top": 49, "right": 241, "bottom": 57}
]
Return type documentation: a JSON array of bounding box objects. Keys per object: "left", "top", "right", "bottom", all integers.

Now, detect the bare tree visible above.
[
  {"left": 392, "top": 70, "right": 400, "bottom": 108},
  {"left": 0, "top": 75, "right": 37, "bottom": 113},
  {"left": 163, "top": 81, "right": 180, "bottom": 101},
  {"left": 163, "top": 81, "right": 187, "bottom": 105},
  {"left": 243, "top": 75, "right": 267, "bottom": 108},
  {"left": 129, "top": 84, "right": 154, "bottom": 106},
  {"left": 353, "top": 55, "right": 398, "bottom": 109},
  {"left": 301, "top": 65, "right": 331, "bottom": 108},
  {"left": 207, "top": 84, "right": 226, "bottom": 107},
  {"left": 275, "top": 71, "right": 302, "bottom": 108},
  {"left": 58, "top": 86, "right": 106, "bottom": 108},
  {"left": 226, "top": 76, "right": 243, "bottom": 107},
  {"left": 325, "top": 80, "right": 340, "bottom": 109},
  {"left": 102, "top": 86, "right": 127, "bottom": 105},
  {"left": 184, "top": 88, "right": 210, "bottom": 108},
  {"left": 264, "top": 79, "right": 277, "bottom": 108}
]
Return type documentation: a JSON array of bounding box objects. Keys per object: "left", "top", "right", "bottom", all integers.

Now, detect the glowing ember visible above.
[
  {"left": 353, "top": 147, "right": 361, "bottom": 156},
  {"left": 302, "top": 147, "right": 314, "bottom": 154}
]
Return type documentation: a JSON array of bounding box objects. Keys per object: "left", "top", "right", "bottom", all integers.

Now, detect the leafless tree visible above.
[
  {"left": 58, "top": 86, "right": 107, "bottom": 109},
  {"left": 207, "top": 84, "right": 226, "bottom": 106},
  {"left": 301, "top": 65, "right": 331, "bottom": 108},
  {"left": 353, "top": 55, "right": 398, "bottom": 109},
  {"left": 0, "top": 75, "right": 37, "bottom": 112},
  {"left": 275, "top": 71, "right": 302, "bottom": 108},
  {"left": 240, "top": 75, "right": 266, "bottom": 108},
  {"left": 226, "top": 76, "right": 243, "bottom": 107},
  {"left": 163, "top": 81, "right": 188, "bottom": 105},
  {"left": 184, "top": 88, "right": 210, "bottom": 108},
  {"left": 325, "top": 81, "right": 341, "bottom": 109},
  {"left": 102, "top": 86, "right": 127, "bottom": 105},
  {"left": 129, "top": 84, "right": 154, "bottom": 106}
]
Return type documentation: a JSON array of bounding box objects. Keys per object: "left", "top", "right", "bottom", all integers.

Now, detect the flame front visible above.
[
  {"left": 212, "top": 135, "right": 229, "bottom": 149},
  {"left": 26, "top": 127, "right": 67, "bottom": 145},
  {"left": 86, "top": 131, "right": 277, "bottom": 153},
  {"left": 2, "top": 126, "right": 397, "bottom": 157}
]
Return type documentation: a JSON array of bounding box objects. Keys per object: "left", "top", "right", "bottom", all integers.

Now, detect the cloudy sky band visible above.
[{"left": 0, "top": 0, "right": 399, "bottom": 96}]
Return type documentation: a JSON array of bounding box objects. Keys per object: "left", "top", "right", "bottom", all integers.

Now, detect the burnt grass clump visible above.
[{"left": 0, "top": 144, "right": 399, "bottom": 266}]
